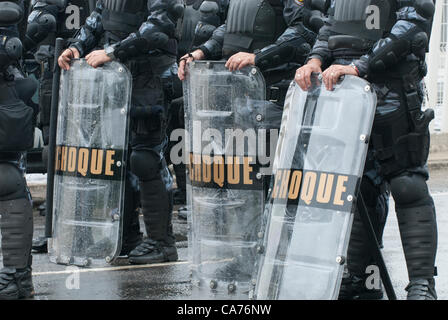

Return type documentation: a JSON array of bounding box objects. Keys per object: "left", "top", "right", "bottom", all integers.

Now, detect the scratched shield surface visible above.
[
  {"left": 252, "top": 75, "right": 377, "bottom": 300},
  {"left": 49, "top": 59, "right": 132, "bottom": 267},
  {"left": 184, "top": 61, "right": 276, "bottom": 299}
]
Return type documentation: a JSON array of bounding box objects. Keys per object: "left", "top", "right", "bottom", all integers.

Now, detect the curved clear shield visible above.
[
  {"left": 49, "top": 60, "right": 132, "bottom": 267},
  {"left": 184, "top": 61, "right": 272, "bottom": 299},
  {"left": 252, "top": 75, "right": 377, "bottom": 300}
]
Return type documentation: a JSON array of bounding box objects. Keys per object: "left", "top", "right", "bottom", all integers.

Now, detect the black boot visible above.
[
  {"left": 128, "top": 238, "right": 178, "bottom": 264},
  {"left": 405, "top": 278, "right": 437, "bottom": 300},
  {"left": 128, "top": 179, "right": 177, "bottom": 264},
  {"left": 32, "top": 236, "right": 48, "bottom": 253},
  {"left": 0, "top": 267, "right": 34, "bottom": 300}
]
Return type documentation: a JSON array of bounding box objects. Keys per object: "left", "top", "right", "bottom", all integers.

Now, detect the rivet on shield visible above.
[
  {"left": 347, "top": 195, "right": 353, "bottom": 202},
  {"left": 256, "top": 245, "right": 264, "bottom": 254},
  {"left": 210, "top": 280, "right": 218, "bottom": 290},
  {"left": 256, "top": 114, "right": 263, "bottom": 122},
  {"left": 365, "top": 85, "right": 371, "bottom": 92},
  {"left": 228, "top": 284, "right": 236, "bottom": 293},
  {"left": 118, "top": 67, "right": 124, "bottom": 73},
  {"left": 83, "top": 259, "right": 90, "bottom": 267},
  {"left": 116, "top": 161, "right": 122, "bottom": 167},
  {"left": 360, "top": 134, "right": 366, "bottom": 142},
  {"left": 113, "top": 214, "right": 120, "bottom": 221},
  {"left": 256, "top": 173, "right": 262, "bottom": 180},
  {"left": 251, "top": 68, "right": 257, "bottom": 75},
  {"left": 120, "top": 108, "right": 126, "bottom": 115},
  {"left": 257, "top": 232, "right": 264, "bottom": 239},
  {"left": 336, "top": 256, "right": 346, "bottom": 265},
  {"left": 105, "top": 256, "right": 111, "bottom": 263}
]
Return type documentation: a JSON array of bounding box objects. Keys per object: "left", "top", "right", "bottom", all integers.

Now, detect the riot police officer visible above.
[
  {"left": 0, "top": 0, "right": 36, "bottom": 300},
  {"left": 296, "top": 0, "right": 438, "bottom": 300},
  {"left": 168, "top": 0, "right": 229, "bottom": 218},
  {"left": 24, "top": 0, "right": 95, "bottom": 254},
  {"left": 58, "top": 0, "right": 184, "bottom": 264},
  {"left": 178, "top": 0, "right": 317, "bottom": 101}
]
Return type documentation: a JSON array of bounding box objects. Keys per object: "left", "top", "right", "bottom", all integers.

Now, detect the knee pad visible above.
[
  {"left": 0, "top": 163, "right": 27, "bottom": 201},
  {"left": 390, "top": 173, "right": 432, "bottom": 207},
  {"left": 130, "top": 150, "right": 161, "bottom": 181}
]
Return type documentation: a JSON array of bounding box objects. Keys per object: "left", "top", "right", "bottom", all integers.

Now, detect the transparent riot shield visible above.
[
  {"left": 184, "top": 61, "right": 277, "bottom": 299},
  {"left": 48, "top": 59, "right": 132, "bottom": 267},
  {"left": 252, "top": 75, "right": 377, "bottom": 300}
]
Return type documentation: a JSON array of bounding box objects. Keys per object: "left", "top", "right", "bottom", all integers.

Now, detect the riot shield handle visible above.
[{"left": 45, "top": 37, "right": 65, "bottom": 238}]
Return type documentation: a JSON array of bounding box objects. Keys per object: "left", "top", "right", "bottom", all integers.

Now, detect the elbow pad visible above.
[
  {"left": 0, "top": 36, "right": 23, "bottom": 70},
  {"left": 24, "top": 12, "right": 57, "bottom": 51},
  {"left": 0, "top": 1, "right": 24, "bottom": 26},
  {"left": 114, "top": 27, "right": 169, "bottom": 61},
  {"left": 369, "top": 28, "right": 429, "bottom": 73}
]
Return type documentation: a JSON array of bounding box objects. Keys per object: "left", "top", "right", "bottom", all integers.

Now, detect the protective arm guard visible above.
[
  {"left": 70, "top": 2, "right": 104, "bottom": 57},
  {"left": 107, "top": 0, "right": 184, "bottom": 61},
  {"left": 255, "top": 28, "right": 312, "bottom": 70},
  {"left": 367, "top": 21, "right": 430, "bottom": 74},
  {"left": 0, "top": 35, "right": 23, "bottom": 71},
  {"left": 364, "top": 1, "right": 434, "bottom": 74}
]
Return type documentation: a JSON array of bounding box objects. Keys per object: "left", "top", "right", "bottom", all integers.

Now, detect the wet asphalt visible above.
[{"left": 1, "top": 168, "right": 447, "bottom": 300}]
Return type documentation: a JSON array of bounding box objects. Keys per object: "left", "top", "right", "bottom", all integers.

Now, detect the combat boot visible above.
[
  {"left": 128, "top": 238, "right": 178, "bottom": 264},
  {"left": 32, "top": 236, "right": 48, "bottom": 253},
  {"left": 405, "top": 279, "right": 437, "bottom": 300},
  {"left": 0, "top": 267, "right": 34, "bottom": 300}
]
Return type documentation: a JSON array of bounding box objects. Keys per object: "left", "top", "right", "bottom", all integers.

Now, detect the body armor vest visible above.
[
  {"left": 222, "top": 0, "right": 286, "bottom": 57},
  {"left": 327, "top": 0, "right": 397, "bottom": 44},
  {"left": 102, "top": 0, "right": 148, "bottom": 35}
]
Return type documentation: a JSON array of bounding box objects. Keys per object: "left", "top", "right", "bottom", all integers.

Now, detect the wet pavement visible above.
[{"left": 1, "top": 167, "right": 447, "bottom": 300}]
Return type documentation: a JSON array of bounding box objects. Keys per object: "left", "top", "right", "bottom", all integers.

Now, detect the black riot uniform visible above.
[
  {"left": 196, "top": 0, "right": 317, "bottom": 106},
  {"left": 167, "top": 0, "right": 229, "bottom": 213},
  {"left": 69, "top": 0, "right": 184, "bottom": 264},
  {"left": 0, "top": 0, "right": 36, "bottom": 300},
  {"left": 308, "top": 0, "right": 438, "bottom": 300}
]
